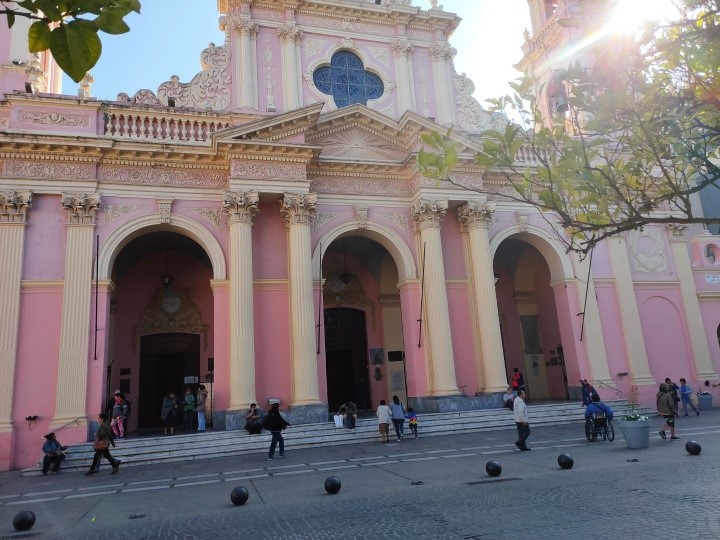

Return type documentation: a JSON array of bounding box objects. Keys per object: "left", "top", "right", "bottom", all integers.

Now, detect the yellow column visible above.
[
  {"left": 281, "top": 193, "right": 321, "bottom": 406},
  {"left": 607, "top": 235, "right": 654, "bottom": 386},
  {"left": 572, "top": 253, "right": 613, "bottom": 384},
  {"left": 0, "top": 191, "right": 31, "bottom": 432},
  {"left": 457, "top": 201, "right": 507, "bottom": 393},
  {"left": 223, "top": 191, "right": 259, "bottom": 411},
  {"left": 52, "top": 193, "right": 101, "bottom": 428},
  {"left": 411, "top": 199, "right": 459, "bottom": 396},
  {"left": 668, "top": 225, "right": 717, "bottom": 380}
]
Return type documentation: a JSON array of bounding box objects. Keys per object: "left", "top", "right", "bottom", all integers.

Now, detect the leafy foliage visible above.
[
  {"left": 1, "top": 0, "right": 141, "bottom": 82},
  {"left": 417, "top": 0, "right": 720, "bottom": 255}
]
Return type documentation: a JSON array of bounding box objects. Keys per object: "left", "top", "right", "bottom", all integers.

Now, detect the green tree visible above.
[
  {"left": 1, "top": 0, "right": 141, "bottom": 83},
  {"left": 418, "top": 0, "right": 720, "bottom": 255}
]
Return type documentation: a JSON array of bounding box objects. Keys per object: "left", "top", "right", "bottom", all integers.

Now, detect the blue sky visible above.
[{"left": 67, "top": 0, "right": 531, "bottom": 107}]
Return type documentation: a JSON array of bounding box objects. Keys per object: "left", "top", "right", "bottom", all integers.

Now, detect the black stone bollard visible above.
[
  {"left": 324, "top": 475, "right": 342, "bottom": 494},
  {"left": 685, "top": 441, "right": 701, "bottom": 455},
  {"left": 230, "top": 486, "right": 249, "bottom": 506},
  {"left": 485, "top": 460, "right": 502, "bottom": 477},
  {"left": 13, "top": 511, "right": 36, "bottom": 532},
  {"left": 557, "top": 453, "right": 574, "bottom": 469}
]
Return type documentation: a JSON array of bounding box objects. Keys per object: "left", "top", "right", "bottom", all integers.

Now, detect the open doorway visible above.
[
  {"left": 138, "top": 333, "right": 200, "bottom": 429},
  {"left": 324, "top": 308, "right": 371, "bottom": 412}
]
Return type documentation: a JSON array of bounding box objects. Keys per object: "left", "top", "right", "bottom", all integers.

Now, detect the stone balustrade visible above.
[{"left": 103, "top": 109, "right": 231, "bottom": 143}]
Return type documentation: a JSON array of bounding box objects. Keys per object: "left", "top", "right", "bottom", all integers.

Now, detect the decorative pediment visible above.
[
  {"left": 213, "top": 103, "right": 324, "bottom": 143},
  {"left": 131, "top": 287, "right": 209, "bottom": 353},
  {"left": 314, "top": 127, "right": 407, "bottom": 163}
]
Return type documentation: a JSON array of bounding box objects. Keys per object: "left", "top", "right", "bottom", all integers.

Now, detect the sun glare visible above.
[{"left": 609, "top": 0, "right": 679, "bottom": 34}]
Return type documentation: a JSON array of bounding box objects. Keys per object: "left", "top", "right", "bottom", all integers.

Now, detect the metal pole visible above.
[
  {"left": 94, "top": 234, "right": 99, "bottom": 360},
  {"left": 417, "top": 242, "right": 426, "bottom": 348},
  {"left": 316, "top": 242, "right": 322, "bottom": 354},
  {"left": 579, "top": 247, "right": 594, "bottom": 341}
]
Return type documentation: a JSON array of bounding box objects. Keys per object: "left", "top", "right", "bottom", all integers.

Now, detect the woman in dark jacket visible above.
[
  {"left": 657, "top": 383, "right": 679, "bottom": 440},
  {"left": 265, "top": 402, "right": 290, "bottom": 460},
  {"left": 86, "top": 413, "right": 121, "bottom": 475}
]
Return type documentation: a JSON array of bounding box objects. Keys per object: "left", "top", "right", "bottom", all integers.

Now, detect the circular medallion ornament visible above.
[{"left": 162, "top": 287, "right": 181, "bottom": 313}]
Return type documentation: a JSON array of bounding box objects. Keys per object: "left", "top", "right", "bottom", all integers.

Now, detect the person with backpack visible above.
[
  {"left": 263, "top": 402, "right": 290, "bottom": 460},
  {"left": 665, "top": 378, "right": 681, "bottom": 411}
]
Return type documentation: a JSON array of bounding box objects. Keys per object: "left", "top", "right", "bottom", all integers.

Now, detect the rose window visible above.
[{"left": 313, "top": 50, "right": 384, "bottom": 108}]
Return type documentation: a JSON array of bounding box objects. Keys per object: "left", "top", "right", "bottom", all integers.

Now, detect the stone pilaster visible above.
[
  {"left": 572, "top": 253, "right": 613, "bottom": 385},
  {"left": 667, "top": 225, "right": 717, "bottom": 380},
  {"left": 392, "top": 37, "right": 416, "bottom": 114},
  {"left": 51, "top": 193, "right": 100, "bottom": 428},
  {"left": 0, "top": 191, "right": 31, "bottom": 431},
  {"left": 607, "top": 235, "right": 655, "bottom": 386},
  {"left": 223, "top": 15, "right": 258, "bottom": 109},
  {"left": 429, "top": 41, "right": 456, "bottom": 125},
  {"left": 411, "top": 199, "right": 459, "bottom": 396},
  {"left": 457, "top": 201, "right": 507, "bottom": 393},
  {"left": 278, "top": 22, "right": 303, "bottom": 111},
  {"left": 280, "top": 193, "right": 321, "bottom": 406},
  {"left": 223, "top": 190, "right": 260, "bottom": 410}
]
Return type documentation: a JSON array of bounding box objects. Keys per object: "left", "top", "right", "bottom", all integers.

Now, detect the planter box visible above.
[
  {"left": 698, "top": 394, "right": 713, "bottom": 411},
  {"left": 617, "top": 419, "right": 650, "bottom": 449}
]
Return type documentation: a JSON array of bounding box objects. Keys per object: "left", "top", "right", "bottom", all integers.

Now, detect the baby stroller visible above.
[{"left": 585, "top": 411, "right": 615, "bottom": 442}]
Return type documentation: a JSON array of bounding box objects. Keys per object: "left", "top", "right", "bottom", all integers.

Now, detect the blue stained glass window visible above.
[{"left": 313, "top": 50, "right": 384, "bottom": 108}]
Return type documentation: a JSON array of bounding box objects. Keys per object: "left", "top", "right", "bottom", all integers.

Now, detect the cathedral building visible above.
[{"left": 0, "top": 0, "right": 718, "bottom": 471}]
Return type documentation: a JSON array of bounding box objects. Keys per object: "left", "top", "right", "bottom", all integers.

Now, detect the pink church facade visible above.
[{"left": 0, "top": 0, "right": 718, "bottom": 471}]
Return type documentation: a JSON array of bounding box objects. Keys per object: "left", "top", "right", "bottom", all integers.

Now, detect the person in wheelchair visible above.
[{"left": 584, "top": 394, "right": 614, "bottom": 441}]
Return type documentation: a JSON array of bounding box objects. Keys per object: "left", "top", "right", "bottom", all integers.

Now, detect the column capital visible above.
[
  {"left": 278, "top": 22, "right": 303, "bottom": 43},
  {"left": 429, "top": 41, "right": 456, "bottom": 61},
  {"left": 391, "top": 37, "right": 414, "bottom": 57},
  {"left": 61, "top": 193, "right": 100, "bottom": 225},
  {"left": 667, "top": 223, "right": 688, "bottom": 241},
  {"left": 457, "top": 200, "right": 496, "bottom": 231},
  {"left": 280, "top": 193, "right": 317, "bottom": 226},
  {"left": 221, "top": 15, "right": 257, "bottom": 35},
  {"left": 0, "top": 190, "right": 32, "bottom": 224},
  {"left": 223, "top": 190, "right": 259, "bottom": 224},
  {"left": 411, "top": 198, "right": 447, "bottom": 230}
]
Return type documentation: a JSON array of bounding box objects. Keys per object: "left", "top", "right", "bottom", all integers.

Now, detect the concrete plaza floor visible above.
[{"left": 1, "top": 408, "right": 719, "bottom": 539}]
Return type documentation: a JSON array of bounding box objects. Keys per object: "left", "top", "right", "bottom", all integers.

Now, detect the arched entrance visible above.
[
  {"left": 321, "top": 233, "right": 409, "bottom": 412},
  {"left": 494, "top": 238, "right": 568, "bottom": 400},
  {"left": 109, "top": 231, "right": 214, "bottom": 433}
]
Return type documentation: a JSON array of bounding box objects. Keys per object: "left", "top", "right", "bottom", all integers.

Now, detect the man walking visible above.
[{"left": 513, "top": 390, "right": 531, "bottom": 451}]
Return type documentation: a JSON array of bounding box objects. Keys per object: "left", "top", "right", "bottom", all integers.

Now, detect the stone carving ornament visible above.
[
  {"left": 411, "top": 199, "right": 448, "bottom": 230},
  {"left": 61, "top": 193, "right": 101, "bottom": 225},
  {"left": 192, "top": 208, "right": 224, "bottom": 230},
  {"left": 278, "top": 22, "right": 303, "bottom": 43},
  {"left": 454, "top": 71, "right": 509, "bottom": 134},
  {"left": 99, "top": 166, "right": 226, "bottom": 188},
  {"left": 223, "top": 190, "right": 259, "bottom": 224},
  {"left": 3, "top": 160, "right": 95, "bottom": 180},
  {"left": 156, "top": 38, "right": 232, "bottom": 111},
  {"left": 0, "top": 190, "right": 32, "bottom": 224},
  {"left": 280, "top": 193, "right": 318, "bottom": 226},
  {"left": 18, "top": 111, "right": 90, "bottom": 126},
  {"left": 131, "top": 286, "right": 209, "bottom": 353},
  {"left": 231, "top": 161, "right": 306, "bottom": 181},
  {"left": 457, "top": 200, "right": 496, "bottom": 230},
  {"left": 103, "top": 204, "right": 143, "bottom": 226},
  {"left": 627, "top": 228, "right": 670, "bottom": 274}
]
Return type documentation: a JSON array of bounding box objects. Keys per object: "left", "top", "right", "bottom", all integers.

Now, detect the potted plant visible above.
[{"left": 617, "top": 386, "right": 650, "bottom": 449}]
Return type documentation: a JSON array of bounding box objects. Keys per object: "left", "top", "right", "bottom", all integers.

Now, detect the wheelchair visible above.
[{"left": 585, "top": 412, "right": 615, "bottom": 442}]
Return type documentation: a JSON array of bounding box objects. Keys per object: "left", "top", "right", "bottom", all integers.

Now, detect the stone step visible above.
[{"left": 22, "top": 400, "right": 649, "bottom": 476}]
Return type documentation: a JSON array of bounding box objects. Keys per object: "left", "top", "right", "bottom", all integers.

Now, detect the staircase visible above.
[{"left": 22, "top": 400, "right": 648, "bottom": 476}]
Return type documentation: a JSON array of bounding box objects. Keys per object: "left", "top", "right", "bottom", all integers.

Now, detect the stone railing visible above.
[
  {"left": 514, "top": 144, "right": 552, "bottom": 166},
  {"left": 102, "top": 108, "right": 232, "bottom": 143}
]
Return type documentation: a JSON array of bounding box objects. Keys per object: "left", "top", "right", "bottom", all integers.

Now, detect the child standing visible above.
[
  {"left": 376, "top": 400, "right": 392, "bottom": 443},
  {"left": 406, "top": 407, "right": 418, "bottom": 439}
]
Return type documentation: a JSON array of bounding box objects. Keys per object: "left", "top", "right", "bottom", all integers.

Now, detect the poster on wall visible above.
[
  {"left": 391, "top": 371, "right": 405, "bottom": 392},
  {"left": 370, "top": 348, "right": 384, "bottom": 365}
]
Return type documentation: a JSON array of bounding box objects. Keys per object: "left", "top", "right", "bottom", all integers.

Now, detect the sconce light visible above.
[
  {"left": 494, "top": 272, "right": 500, "bottom": 286},
  {"left": 25, "top": 415, "right": 38, "bottom": 421},
  {"left": 617, "top": 372, "right": 628, "bottom": 377},
  {"left": 167, "top": 97, "right": 176, "bottom": 107}
]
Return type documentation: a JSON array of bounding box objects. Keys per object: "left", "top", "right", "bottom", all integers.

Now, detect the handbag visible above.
[{"left": 93, "top": 438, "right": 110, "bottom": 452}]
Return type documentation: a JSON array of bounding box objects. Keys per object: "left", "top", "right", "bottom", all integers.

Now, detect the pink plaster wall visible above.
[
  {"left": 23, "top": 194, "right": 66, "bottom": 280},
  {"left": 535, "top": 266, "right": 565, "bottom": 398},
  {"left": 12, "top": 285, "right": 63, "bottom": 469},
  {"left": 594, "top": 282, "right": 634, "bottom": 395},
  {"left": 639, "top": 293, "right": 693, "bottom": 383},
  {"left": 446, "top": 282, "right": 478, "bottom": 394},
  {"left": 440, "top": 211, "right": 467, "bottom": 279},
  {"left": 253, "top": 283, "right": 291, "bottom": 405},
  {"left": 399, "top": 282, "right": 427, "bottom": 397},
  {"left": 253, "top": 201, "right": 288, "bottom": 280}
]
